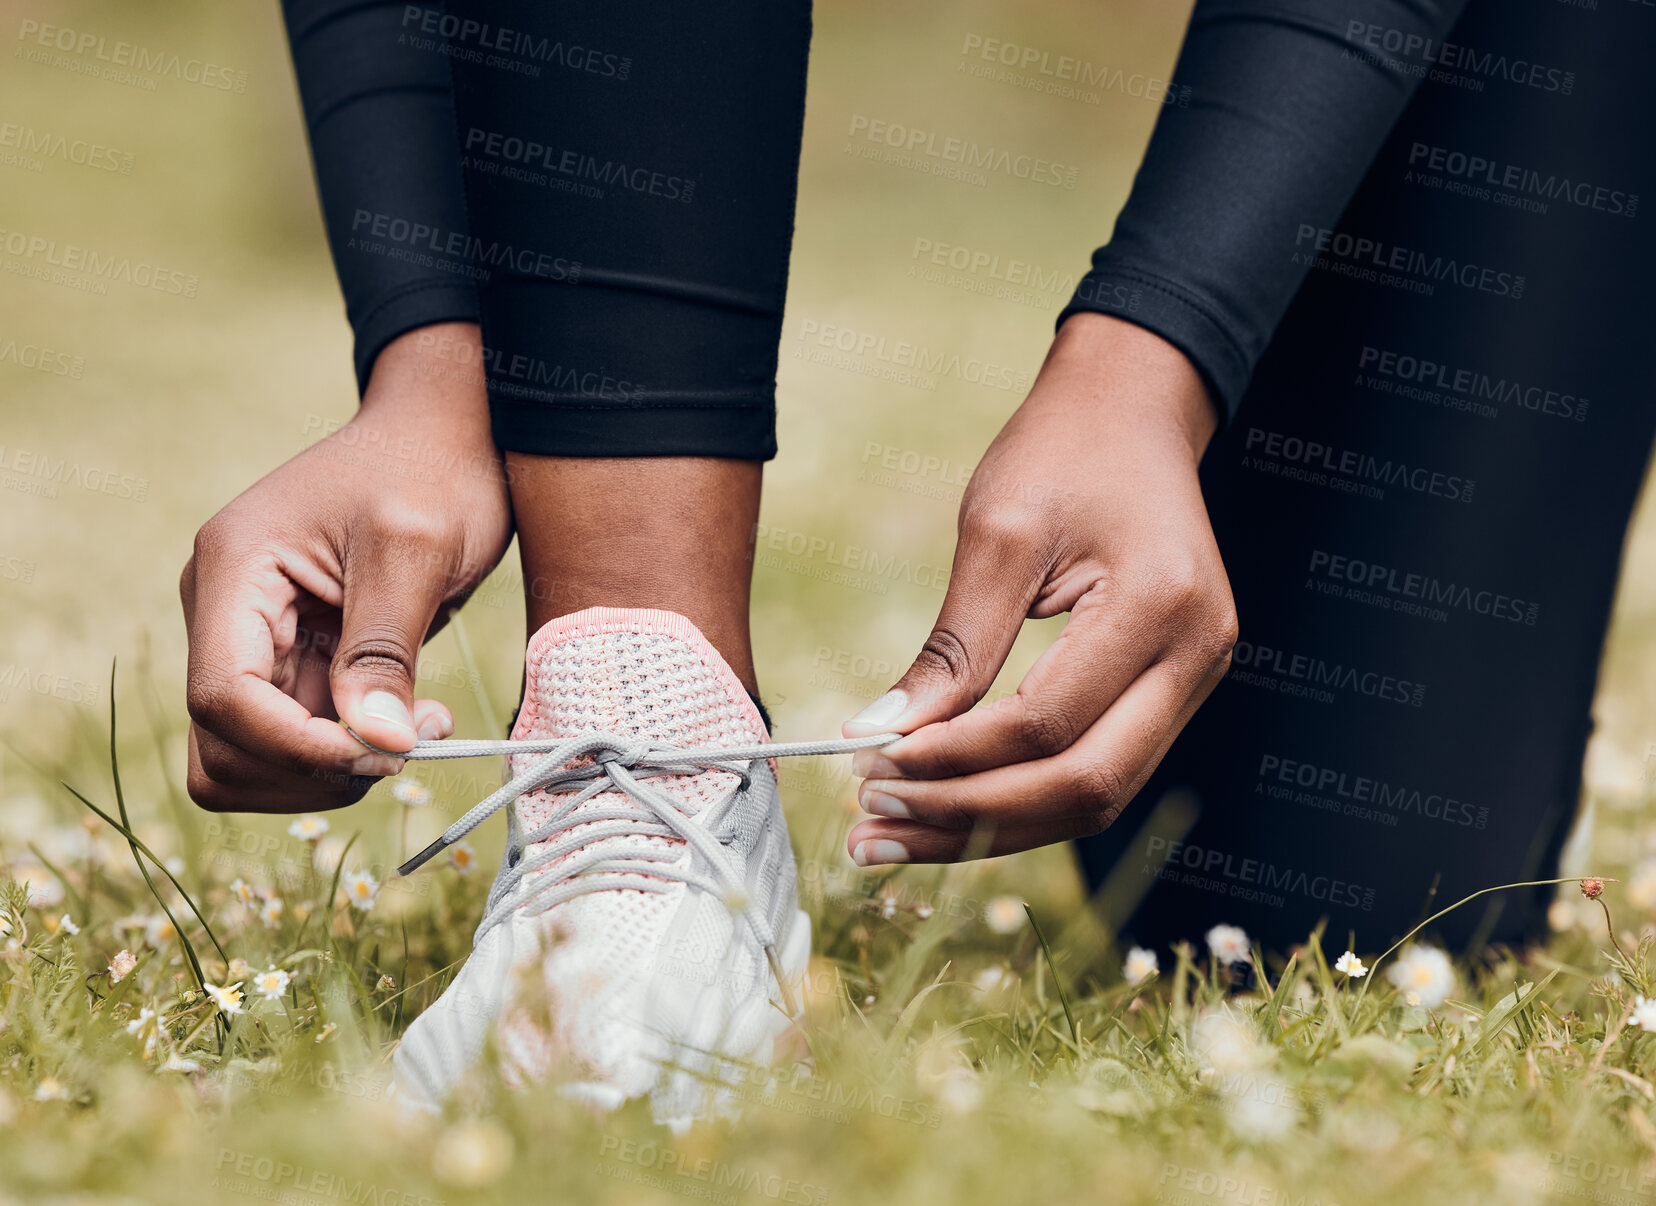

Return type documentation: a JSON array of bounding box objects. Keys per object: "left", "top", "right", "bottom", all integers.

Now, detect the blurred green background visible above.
[{"left": 4, "top": 0, "right": 1654, "bottom": 921}]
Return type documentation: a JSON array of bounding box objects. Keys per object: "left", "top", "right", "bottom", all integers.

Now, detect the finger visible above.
[
  {"left": 842, "top": 508, "right": 1041, "bottom": 739},
  {"left": 187, "top": 725, "right": 369, "bottom": 813},
  {"left": 412, "top": 697, "right": 455, "bottom": 742},
  {"left": 184, "top": 550, "right": 399, "bottom": 779},
  {"left": 846, "top": 817, "right": 1056, "bottom": 865},
  {"left": 862, "top": 572, "right": 1232, "bottom": 780},
  {"left": 329, "top": 520, "right": 456, "bottom": 753},
  {"left": 853, "top": 582, "right": 1154, "bottom": 781},
  {"left": 847, "top": 660, "right": 1220, "bottom": 863}
]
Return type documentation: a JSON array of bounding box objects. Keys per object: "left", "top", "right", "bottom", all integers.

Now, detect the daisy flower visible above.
[
  {"left": 287, "top": 814, "right": 330, "bottom": 842},
  {"left": 1123, "top": 946, "right": 1159, "bottom": 986},
  {"left": 1335, "top": 951, "right": 1368, "bottom": 978},
  {"left": 124, "top": 1007, "right": 157, "bottom": 1036},
  {"left": 341, "top": 870, "right": 380, "bottom": 912},
  {"left": 983, "top": 896, "right": 1025, "bottom": 935},
  {"left": 144, "top": 914, "right": 178, "bottom": 949},
  {"left": 1206, "top": 923, "right": 1251, "bottom": 967},
  {"left": 448, "top": 841, "right": 477, "bottom": 875},
  {"left": 227, "top": 957, "right": 250, "bottom": 981},
  {"left": 229, "top": 878, "right": 257, "bottom": 907},
  {"left": 259, "top": 897, "right": 285, "bottom": 928},
  {"left": 254, "top": 968, "right": 291, "bottom": 1001},
  {"left": 392, "top": 779, "right": 432, "bottom": 808},
  {"left": 1632, "top": 996, "right": 1656, "bottom": 1033},
  {"left": 203, "top": 981, "right": 244, "bottom": 1016},
  {"left": 55, "top": 914, "right": 79, "bottom": 936},
  {"left": 108, "top": 949, "right": 137, "bottom": 983},
  {"left": 1385, "top": 945, "right": 1454, "bottom": 1009}
]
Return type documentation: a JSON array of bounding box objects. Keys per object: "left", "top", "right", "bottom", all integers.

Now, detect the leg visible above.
[{"left": 506, "top": 455, "right": 762, "bottom": 694}]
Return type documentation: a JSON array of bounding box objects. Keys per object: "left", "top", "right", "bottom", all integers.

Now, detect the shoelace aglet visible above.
[{"left": 397, "top": 837, "right": 449, "bottom": 877}]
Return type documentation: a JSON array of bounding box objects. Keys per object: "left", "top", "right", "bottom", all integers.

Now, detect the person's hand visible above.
[
  {"left": 841, "top": 312, "right": 1237, "bottom": 864},
  {"left": 179, "top": 322, "right": 512, "bottom": 811}
]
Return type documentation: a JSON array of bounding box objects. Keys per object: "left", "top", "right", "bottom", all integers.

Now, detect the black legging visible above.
[
  {"left": 1065, "top": 0, "right": 1656, "bottom": 953},
  {"left": 283, "top": 0, "right": 1656, "bottom": 954},
  {"left": 281, "top": 0, "right": 810, "bottom": 459}
]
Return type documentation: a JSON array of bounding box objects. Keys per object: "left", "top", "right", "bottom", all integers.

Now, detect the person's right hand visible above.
[{"left": 179, "top": 322, "right": 512, "bottom": 812}]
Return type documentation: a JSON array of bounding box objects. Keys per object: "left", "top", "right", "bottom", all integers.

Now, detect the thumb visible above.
[
  {"left": 330, "top": 537, "right": 453, "bottom": 754},
  {"left": 843, "top": 523, "right": 1037, "bottom": 738}
]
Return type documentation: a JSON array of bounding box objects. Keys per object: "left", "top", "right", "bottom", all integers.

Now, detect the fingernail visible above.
[
  {"left": 850, "top": 750, "right": 902, "bottom": 779},
  {"left": 417, "top": 712, "right": 452, "bottom": 741},
  {"left": 853, "top": 839, "right": 910, "bottom": 867},
  {"left": 861, "top": 791, "right": 910, "bottom": 820},
  {"left": 351, "top": 753, "right": 403, "bottom": 777},
  {"left": 360, "top": 691, "right": 416, "bottom": 738},
  {"left": 845, "top": 690, "right": 908, "bottom": 737}
]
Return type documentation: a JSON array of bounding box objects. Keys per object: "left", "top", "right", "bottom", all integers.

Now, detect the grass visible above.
[{"left": 3, "top": 676, "right": 1656, "bottom": 1206}]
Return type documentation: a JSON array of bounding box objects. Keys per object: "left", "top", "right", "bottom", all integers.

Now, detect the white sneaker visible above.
[{"left": 389, "top": 607, "right": 881, "bottom": 1124}]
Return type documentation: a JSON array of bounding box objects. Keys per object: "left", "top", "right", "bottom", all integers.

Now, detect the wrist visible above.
[
  {"left": 1049, "top": 312, "right": 1221, "bottom": 462},
  {"left": 358, "top": 322, "right": 493, "bottom": 440}
]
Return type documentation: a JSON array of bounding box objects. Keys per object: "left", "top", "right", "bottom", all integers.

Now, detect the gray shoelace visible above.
[{"left": 352, "top": 728, "right": 899, "bottom": 1011}]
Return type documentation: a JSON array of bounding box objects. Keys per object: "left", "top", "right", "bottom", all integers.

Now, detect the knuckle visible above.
[
  {"left": 914, "top": 625, "right": 974, "bottom": 687},
  {"left": 184, "top": 678, "right": 228, "bottom": 727},
  {"left": 1012, "top": 700, "right": 1075, "bottom": 760},
  {"left": 186, "top": 768, "right": 235, "bottom": 813},
  {"left": 960, "top": 498, "right": 1032, "bottom": 550},
  {"left": 1072, "top": 757, "right": 1130, "bottom": 821}
]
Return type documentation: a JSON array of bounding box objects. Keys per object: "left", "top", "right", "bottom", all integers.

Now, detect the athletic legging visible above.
[
  {"left": 282, "top": 1, "right": 1656, "bottom": 954},
  {"left": 280, "top": 0, "right": 810, "bottom": 459}
]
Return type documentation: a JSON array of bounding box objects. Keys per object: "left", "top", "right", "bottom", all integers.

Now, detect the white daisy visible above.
[
  {"left": 1124, "top": 947, "right": 1159, "bottom": 985},
  {"left": 1385, "top": 945, "right": 1454, "bottom": 1009},
  {"left": 56, "top": 914, "right": 79, "bottom": 936},
  {"left": 259, "top": 897, "right": 284, "bottom": 928},
  {"left": 341, "top": 870, "right": 380, "bottom": 912},
  {"left": 448, "top": 841, "right": 477, "bottom": 875},
  {"left": 1632, "top": 996, "right": 1656, "bottom": 1033},
  {"left": 203, "top": 981, "right": 244, "bottom": 1016},
  {"left": 392, "top": 779, "right": 432, "bottom": 808},
  {"left": 1335, "top": 951, "right": 1368, "bottom": 978},
  {"left": 287, "top": 814, "right": 330, "bottom": 842},
  {"left": 1206, "top": 923, "right": 1251, "bottom": 966},
  {"left": 144, "top": 914, "right": 177, "bottom": 949},
  {"left": 254, "top": 968, "right": 291, "bottom": 1001},
  {"left": 983, "top": 896, "right": 1026, "bottom": 934},
  {"left": 228, "top": 878, "right": 257, "bottom": 907}
]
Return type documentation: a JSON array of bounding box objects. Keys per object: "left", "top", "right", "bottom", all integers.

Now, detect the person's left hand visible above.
[{"left": 840, "top": 313, "right": 1238, "bottom": 866}]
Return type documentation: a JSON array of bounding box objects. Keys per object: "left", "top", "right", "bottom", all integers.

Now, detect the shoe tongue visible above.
[{"left": 510, "top": 608, "right": 769, "bottom": 831}]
